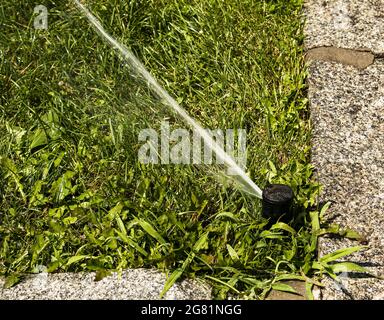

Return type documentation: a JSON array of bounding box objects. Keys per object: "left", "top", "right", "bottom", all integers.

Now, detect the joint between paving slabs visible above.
[{"left": 305, "top": 46, "right": 379, "bottom": 69}]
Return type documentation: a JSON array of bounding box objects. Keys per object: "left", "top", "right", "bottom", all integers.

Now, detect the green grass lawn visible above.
[{"left": 0, "top": 0, "right": 347, "bottom": 299}]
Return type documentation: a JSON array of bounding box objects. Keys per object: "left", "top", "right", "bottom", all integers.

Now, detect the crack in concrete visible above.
[{"left": 305, "top": 46, "right": 375, "bottom": 69}]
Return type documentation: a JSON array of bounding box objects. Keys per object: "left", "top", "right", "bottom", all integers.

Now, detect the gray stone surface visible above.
[
  {"left": 0, "top": 268, "right": 211, "bottom": 300},
  {"left": 304, "top": 0, "right": 384, "bottom": 55},
  {"left": 305, "top": 0, "right": 384, "bottom": 300},
  {"left": 308, "top": 59, "right": 384, "bottom": 299}
]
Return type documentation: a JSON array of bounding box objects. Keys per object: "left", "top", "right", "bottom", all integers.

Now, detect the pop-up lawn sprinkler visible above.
[{"left": 262, "top": 184, "right": 294, "bottom": 224}]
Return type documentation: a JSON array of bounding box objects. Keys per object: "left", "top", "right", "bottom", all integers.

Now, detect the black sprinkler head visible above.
[{"left": 262, "top": 184, "right": 294, "bottom": 223}]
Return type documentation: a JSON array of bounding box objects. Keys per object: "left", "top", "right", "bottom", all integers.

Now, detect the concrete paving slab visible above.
[
  {"left": 308, "top": 59, "right": 384, "bottom": 299},
  {"left": 304, "top": 0, "right": 384, "bottom": 55},
  {"left": 0, "top": 268, "right": 211, "bottom": 300}
]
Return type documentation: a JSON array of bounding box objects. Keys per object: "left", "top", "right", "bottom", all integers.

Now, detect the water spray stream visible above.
[{"left": 73, "top": 0, "right": 263, "bottom": 198}]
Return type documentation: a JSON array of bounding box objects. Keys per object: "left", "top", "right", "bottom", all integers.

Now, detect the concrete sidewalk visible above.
[
  {"left": 0, "top": 269, "right": 211, "bottom": 300},
  {"left": 304, "top": 0, "right": 384, "bottom": 299}
]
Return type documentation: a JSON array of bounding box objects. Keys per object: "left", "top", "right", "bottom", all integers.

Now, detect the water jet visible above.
[{"left": 73, "top": 0, "right": 263, "bottom": 198}]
